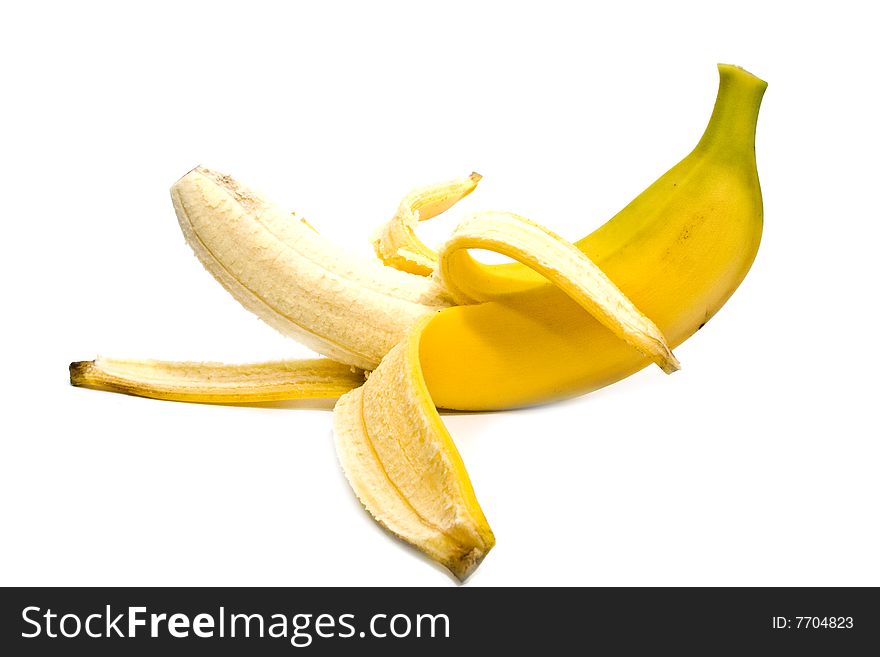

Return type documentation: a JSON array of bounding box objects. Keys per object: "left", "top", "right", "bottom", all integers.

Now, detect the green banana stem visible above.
[{"left": 696, "top": 64, "right": 767, "bottom": 158}]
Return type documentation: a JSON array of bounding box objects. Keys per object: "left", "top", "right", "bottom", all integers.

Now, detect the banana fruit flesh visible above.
[
  {"left": 70, "top": 64, "right": 766, "bottom": 579},
  {"left": 171, "top": 166, "right": 452, "bottom": 371}
]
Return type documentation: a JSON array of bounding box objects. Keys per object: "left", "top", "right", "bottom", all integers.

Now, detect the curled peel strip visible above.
[
  {"left": 371, "top": 172, "right": 481, "bottom": 276},
  {"left": 437, "top": 211, "right": 680, "bottom": 374}
]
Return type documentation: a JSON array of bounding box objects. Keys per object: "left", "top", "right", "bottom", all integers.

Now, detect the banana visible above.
[
  {"left": 70, "top": 64, "right": 766, "bottom": 579},
  {"left": 171, "top": 166, "right": 453, "bottom": 371}
]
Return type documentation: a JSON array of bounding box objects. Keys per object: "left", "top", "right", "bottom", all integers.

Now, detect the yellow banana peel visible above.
[
  {"left": 70, "top": 357, "right": 365, "bottom": 404},
  {"left": 70, "top": 64, "right": 766, "bottom": 580}
]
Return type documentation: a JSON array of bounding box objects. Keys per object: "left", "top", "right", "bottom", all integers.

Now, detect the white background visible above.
[{"left": 2, "top": 1, "right": 878, "bottom": 586}]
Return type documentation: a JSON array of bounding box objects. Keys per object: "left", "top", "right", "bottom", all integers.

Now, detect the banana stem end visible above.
[
  {"left": 69, "top": 360, "right": 95, "bottom": 388},
  {"left": 660, "top": 350, "right": 681, "bottom": 375}
]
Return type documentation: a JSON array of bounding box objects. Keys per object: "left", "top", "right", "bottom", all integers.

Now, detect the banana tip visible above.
[
  {"left": 717, "top": 63, "right": 768, "bottom": 90},
  {"left": 170, "top": 165, "right": 213, "bottom": 193},
  {"left": 448, "top": 546, "right": 489, "bottom": 582},
  {"left": 661, "top": 352, "right": 681, "bottom": 375},
  {"left": 69, "top": 360, "right": 94, "bottom": 386}
]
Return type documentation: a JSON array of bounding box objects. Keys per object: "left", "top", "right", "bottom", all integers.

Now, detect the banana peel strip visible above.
[
  {"left": 371, "top": 172, "right": 481, "bottom": 276},
  {"left": 437, "top": 211, "right": 680, "bottom": 374},
  {"left": 371, "top": 173, "right": 548, "bottom": 296},
  {"left": 69, "top": 357, "right": 365, "bottom": 404},
  {"left": 333, "top": 317, "right": 494, "bottom": 581}
]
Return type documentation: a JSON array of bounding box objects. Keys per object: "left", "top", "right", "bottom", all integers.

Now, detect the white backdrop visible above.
[{"left": 2, "top": 1, "right": 877, "bottom": 586}]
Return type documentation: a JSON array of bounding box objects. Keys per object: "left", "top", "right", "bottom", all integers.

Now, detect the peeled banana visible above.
[
  {"left": 70, "top": 64, "right": 766, "bottom": 580},
  {"left": 171, "top": 166, "right": 452, "bottom": 371}
]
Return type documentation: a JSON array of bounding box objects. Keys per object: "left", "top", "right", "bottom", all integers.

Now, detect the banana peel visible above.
[
  {"left": 70, "top": 64, "right": 766, "bottom": 580},
  {"left": 334, "top": 317, "right": 495, "bottom": 580},
  {"left": 69, "top": 357, "right": 365, "bottom": 404}
]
